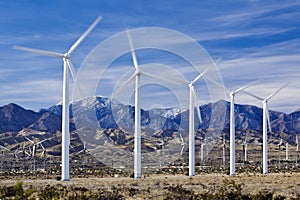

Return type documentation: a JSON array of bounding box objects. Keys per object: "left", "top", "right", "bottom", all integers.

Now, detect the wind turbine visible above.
[
  {"left": 205, "top": 78, "right": 258, "bottom": 175},
  {"left": 296, "top": 134, "right": 299, "bottom": 165},
  {"left": 243, "top": 135, "right": 248, "bottom": 163},
  {"left": 179, "top": 132, "right": 186, "bottom": 165},
  {"left": 228, "top": 81, "right": 259, "bottom": 176},
  {"left": 40, "top": 143, "right": 47, "bottom": 170},
  {"left": 200, "top": 138, "right": 206, "bottom": 166},
  {"left": 16, "top": 141, "right": 30, "bottom": 171},
  {"left": 78, "top": 141, "right": 88, "bottom": 169},
  {"left": 14, "top": 16, "right": 102, "bottom": 180},
  {"left": 122, "top": 29, "right": 142, "bottom": 178},
  {"left": 157, "top": 136, "right": 165, "bottom": 169},
  {"left": 0, "top": 145, "right": 9, "bottom": 172},
  {"left": 114, "top": 29, "right": 185, "bottom": 178},
  {"left": 222, "top": 133, "right": 226, "bottom": 168},
  {"left": 25, "top": 136, "right": 47, "bottom": 173},
  {"left": 296, "top": 134, "right": 299, "bottom": 152},
  {"left": 285, "top": 142, "right": 289, "bottom": 161},
  {"left": 112, "top": 29, "right": 149, "bottom": 178},
  {"left": 243, "top": 82, "right": 289, "bottom": 174},
  {"left": 78, "top": 141, "right": 87, "bottom": 154},
  {"left": 187, "top": 68, "right": 209, "bottom": 176},
  {"left": 278, "top": 137, "right": 283, "bottom": 168}
]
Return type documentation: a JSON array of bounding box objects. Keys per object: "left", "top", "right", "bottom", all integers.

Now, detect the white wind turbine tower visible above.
[
  {"left": 200, "top": 138, "right": 206, "bottom": 165},
  {"left": 0, "top": 145, "right": 9, "bottom": 172},
  {"left": 243, "top": 135, "right": 248, "bottom": 163},
  {"left": 285, "top": 142, "right": 289, "bottom": 160},
  {"left": 179, "top": 133, "right": 186, "bottom": 165},
  {"left": 40, "top": 143, "right": 47, "bottom": 170},
  {"left": 157, "top": 136, "right": 165, "bottom": 169},
  {"left": 125, "top": 29, "right": 142, "bottom": 178},
  {"left": 228, "top": 81, "right": 258, "bottom": 176},
  {"left": 243, "top": 82, "right": 289, "bottom": 174},
  {"left": 187, "top": 68, "right": 209, "bottom": 176},
  {"left": 278, "top": 137, "right": 283, "bottom": 167},
  {"left": 296, "top": 135, "right": 299, "bottom": 165},
  {"left": 14, "top": 16, "right": 102, "bottom": 181},
  {"left": 296, "top": 134, "right": 299, "bottom": 152},
  {"left": 222, "top": 133, "right": 226, "bottom": 168},
  {"left": 206, "top": 78, "right": 258, "bottom": 175}
]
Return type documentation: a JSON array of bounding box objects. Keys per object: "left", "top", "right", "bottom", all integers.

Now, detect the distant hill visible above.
[{"left": 0, "top": 96, "right": 299, "bottom": 152}]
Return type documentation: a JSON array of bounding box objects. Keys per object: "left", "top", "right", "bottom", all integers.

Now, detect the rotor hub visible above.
[
  {"left": 64, "top": 53, "right": 70, "bottom": 59},
  {"left": 135, "top": 69, "right": 141, "bottom": 76}
]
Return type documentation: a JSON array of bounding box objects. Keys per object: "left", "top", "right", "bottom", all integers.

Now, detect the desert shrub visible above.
[
  {"left": 0, "top": 181, "right": 35, "bottom": 200},
  {"left": 0, "top": 185, "right": 16, "bottom": 198},
  {"left": 163, "top": 184, "right": 197, "bottom": 200},
  {"left": 250, "top": 191, "right": 274, "bottom": 200},
  {"left": 195, "top": 179, "right": 251, "bottom": 200},
  {"left": 13, "top": 181, "right": 24, "bottom": 197},
  {"left": 130, "top": 187, "right": 139, "bottom": 196},
  {"left": 38, "top": 185, "right": 60, "bottom": 200},
  {"left": 216, "top": 179, "right": 248, "bottom": 200}
]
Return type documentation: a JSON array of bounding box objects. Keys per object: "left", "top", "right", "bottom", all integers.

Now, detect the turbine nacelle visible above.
[
  {"left": 63, "top": 53, "right": 71, "bottom": 59},
  {"left": 189, "top": 82, "right": 194, "bottom": 88},
  {"left": 135, "top": 68, "right": 141, "bottom": 76},
  {"left": 262, "top": 99, "right": 268, "bottom": 104}
]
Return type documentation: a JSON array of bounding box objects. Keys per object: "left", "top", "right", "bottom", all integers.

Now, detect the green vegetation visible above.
[{"left": 0, "top": 181, "right": 35, "bottom": 200}]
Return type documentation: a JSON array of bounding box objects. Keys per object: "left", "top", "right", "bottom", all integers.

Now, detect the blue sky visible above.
[{"left": 0, "top": 0, "right": 300, "bottom": 113}]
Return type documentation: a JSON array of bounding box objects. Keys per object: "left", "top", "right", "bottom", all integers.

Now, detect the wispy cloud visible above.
[
  {"left": 0, "top": 1, "right": 299, "bottom": 113},
  {"left": 0, "top": 79, "right": 63, "bottom": 109}
]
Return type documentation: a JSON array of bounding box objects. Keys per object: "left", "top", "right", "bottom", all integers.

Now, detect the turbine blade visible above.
[
  {"left": 67, "top": 59, "right": 85, "bottom": 99},
  {"left": 266, "top": 82, "right": 289, "bottom": 101},
  {"left": 233, "top": 79, "right": 260, "bottom": 94},
  {"left": 126, "top": 29, "right": 139, "bottom": 70},
  {"left": 37, "top": 138, "right": 48, "bottom": 145},
  {"left": 25, "top": 136, "right": 34, "bottom": 144},
  {"left": 179, "top": 133, "right": 184, "bottom": 143},
  {"left": 192, "top": 67, "right": 210, "bottom": 83},
  {"left": 206, "top": 77, "right": 230, "bottom": 94},
  {"left": 0, "top": 145, "right": 9, "bottom": 151},
  {"left": 25, "top": 151, "right": 31, "bottom": 157},
  {"left": 39, "top": 143, "right": 45, "bottom": 150},
  {"left": 66, "top": 59, "right": 77, "bottom": 80},
  {"left": 181, "top": 146, "right": 184, "bottom": 155},
  {"left": 266, "top": 103, "right": 272, "bottom": 133},
  {"left": 215, "top": 57, "right": 222, "bottom": 64},
  {"left": 41, "top": 151, "right": 45, "bottom": 158},
  {"left": 13, "top": 45, "right": 64, "bottom": 58},
  {"left": 141, "top": 70, "right": 188, "bottom": 85},
  {"left": 243, "top": 91, "right": 264, "bottom": 101},
  {"left": 112, "top": 73, "right": 136, "bottom": 98},
  {"left": 68, "top": 16, "right": 102, "bottom": 55},
  {"left": 191, "top": 86, "right": 202, "bottom": 123}
]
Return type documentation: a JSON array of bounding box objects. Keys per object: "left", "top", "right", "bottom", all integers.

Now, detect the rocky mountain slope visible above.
[{"left": 0, "top": 96, "right": 299, "bottom": 154}]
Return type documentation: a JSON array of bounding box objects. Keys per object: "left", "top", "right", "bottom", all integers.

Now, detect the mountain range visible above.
[{"left": 0, "top": 96, "right": 299, "bottom": 152}]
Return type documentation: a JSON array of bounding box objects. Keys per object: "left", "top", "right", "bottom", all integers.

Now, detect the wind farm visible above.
[{"left": 1, "top": 1, "right": 300, "bottom": 199}]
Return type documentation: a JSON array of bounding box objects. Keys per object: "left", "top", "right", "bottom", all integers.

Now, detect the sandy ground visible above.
[{"left": 0, "top": 172, "right": 299, "bottom": 199}]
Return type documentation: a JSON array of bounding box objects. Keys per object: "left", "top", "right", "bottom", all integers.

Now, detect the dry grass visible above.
[{"left": 1, "top": 172, "right": 299, "bottom": 199}]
